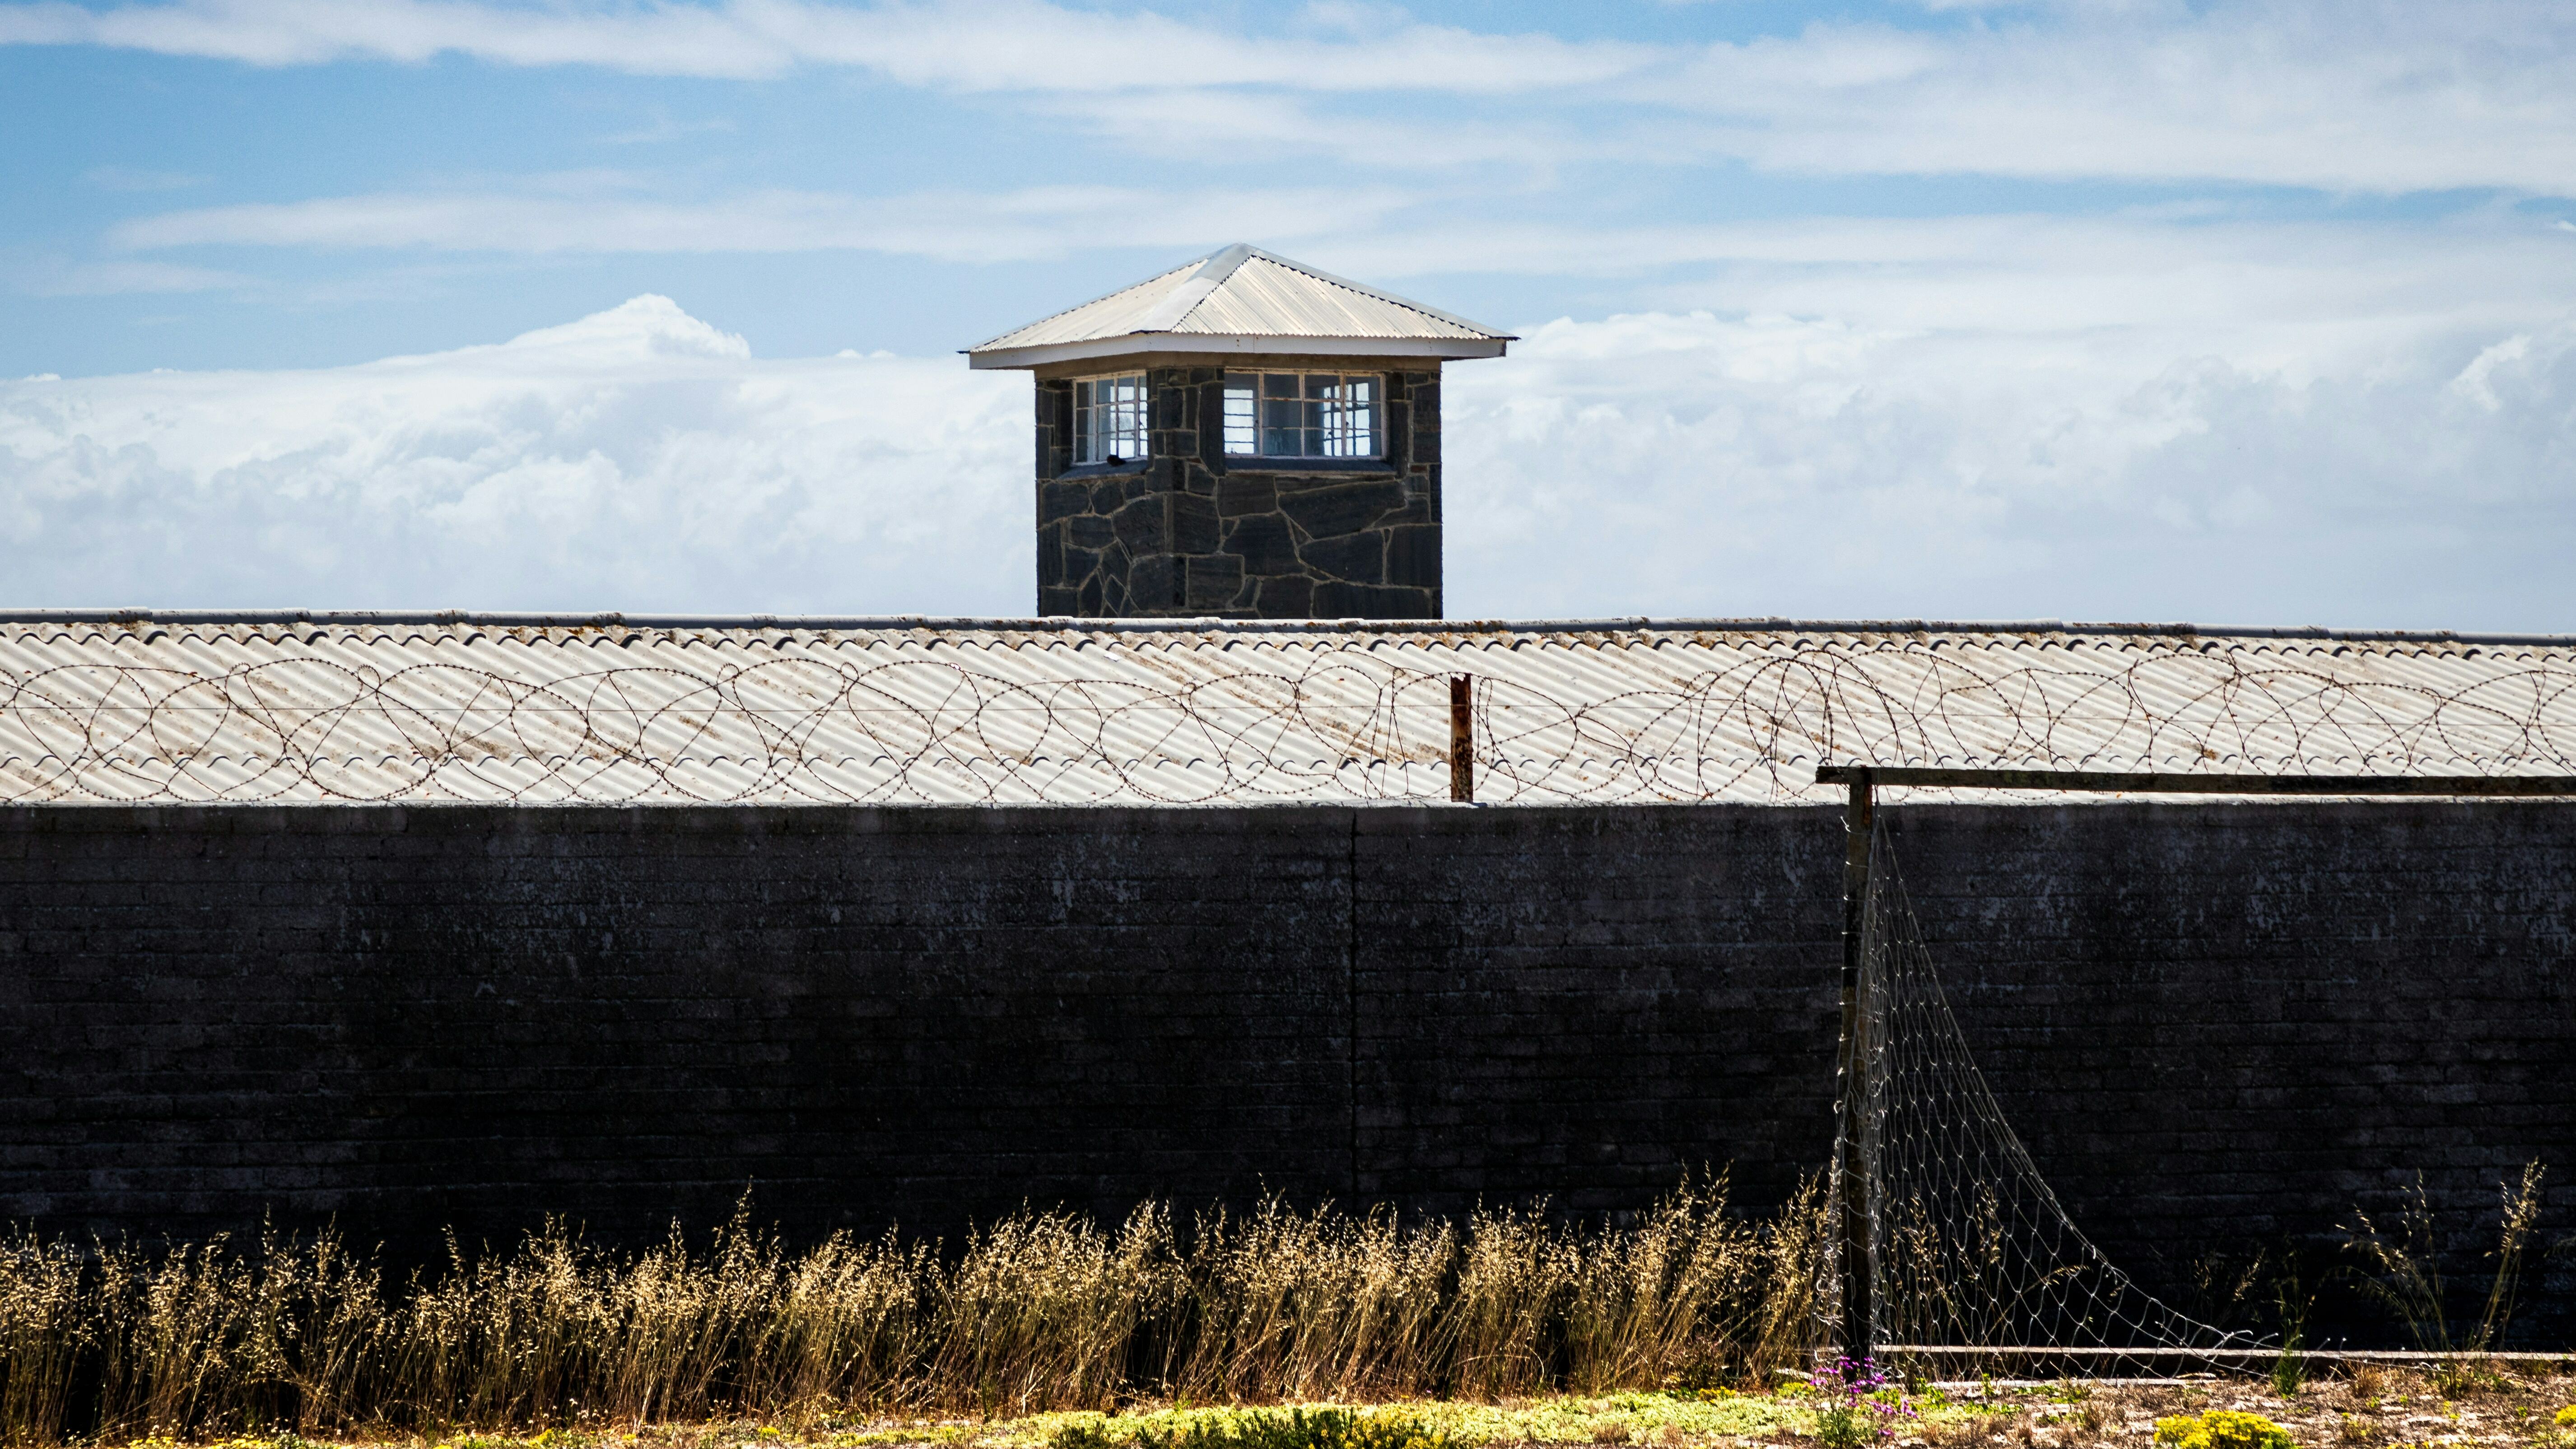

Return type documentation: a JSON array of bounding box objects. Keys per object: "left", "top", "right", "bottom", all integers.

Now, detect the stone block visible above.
[
  {"left": 1171, "top": 492, "right": 1220, "bottom": 555},
  {"left": 1040, "top": 481, "right": 1091, "bottom": 524},
  {"left": 1254, "top": 575, "right": 1313, "bottom": 615},
  {"left": 1184, "top": 554, "right": 1245, "bottom": 612},
  {"left": 1036, "top": 528, "right": 1065, "bottom": 588},
  {"left": 1374, "top": 495, "right": 1433, "bottom": 528},
  {"left": 1217, "top": 475, "right": 1276, "bottom": 517},
  {"left": 1089, "top": 480, "right": 1125, "bottom": 515},
  {"left": 1312, "top": 582, "right": 1432, "bottom": 618},
  {"left": 1384, "top": 525, "right": 1440, "bottom": 588},
  {"left": 1126, "top": 552, "right": 1182, "bottom": 612},
  {"left": 1222, "top": 512, "right": 1300, "bottom": 576},
  {"left": 1278, "top": 480, "right": 1407, "bottom": 541},
  {"left": 1298, "top": 530, "right": 1385, "bottom": 585},
  {"left": 1067, "top": 514, "right": 1115, "bottom": 550},
  {"left": 1112, "top": 498, "right": 1170, "bottom": 555}
]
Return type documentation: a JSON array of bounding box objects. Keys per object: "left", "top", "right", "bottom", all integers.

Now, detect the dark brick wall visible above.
[
  {"left": 1034, "top": 363, "right": 1441, "bottom": 619},
  {"left": 2, "top": 801, "right": 2570, "bottom": 1339}
]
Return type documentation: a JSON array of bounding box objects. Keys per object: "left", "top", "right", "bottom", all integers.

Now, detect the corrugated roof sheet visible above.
[
  {"left": 5, "top": 613, "right": 2571, "bottom": 806},
  {"left": 968, "top": 245, "right": 1510, "bottom": 356}
]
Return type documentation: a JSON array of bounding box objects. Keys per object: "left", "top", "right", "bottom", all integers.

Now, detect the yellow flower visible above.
[{"left": 2152, "top": 1411, "right": 2293, "bottom": 1449}]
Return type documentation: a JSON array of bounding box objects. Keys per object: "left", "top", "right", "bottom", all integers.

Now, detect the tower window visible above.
[
  {"left": 1073, "top": 373, "right": 1147, "bottom": 465},
  {"left": 1222, "top": 372, "right": 1380, "bottom": 459}
]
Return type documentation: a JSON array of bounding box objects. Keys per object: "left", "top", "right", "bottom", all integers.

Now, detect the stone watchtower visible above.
[{"left": 966, "top": 244, "right": 1511, "bottom": 619}]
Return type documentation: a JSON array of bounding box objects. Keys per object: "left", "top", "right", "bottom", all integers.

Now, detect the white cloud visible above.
[
  {"left": 1443, "top": 308, "right": 2576, "bottom": 629},
  {"left": 0, "top": 0, "right": 1649, "bottom": 91},
  {"left": 13, "top": 0, "right": 2576, "bottom": 195},
  {"left": 1655, "top": 4, "right": 2576, "bottom": 194},
  {"left": 1318, "top": 211, "right": 2576, "bottom": 382},
  {"left": 0, "top": 295, "right": 1029, "bottom": 612},
  {"left": 5, "top": 284, "right": 2572, "bottom": 630},
  {"left": 108, "top": 182, "right": 1417, "bottom": 259}
]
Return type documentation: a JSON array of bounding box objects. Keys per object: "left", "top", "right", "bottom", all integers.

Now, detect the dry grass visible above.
[
  {"left": 0, "top": 1175, "right": 1826, "bottom": 1446},
  {"left": 2343, "top": 1164, "right": 2550, "bottom": 1360}
]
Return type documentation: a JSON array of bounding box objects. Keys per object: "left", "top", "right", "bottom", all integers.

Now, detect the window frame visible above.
[
  {"left": 1220, "top": 370, "right": 1384, "bottom": 462},
  {"left": 1071, "top": 372, "right": 1149, "bottom": 466}
]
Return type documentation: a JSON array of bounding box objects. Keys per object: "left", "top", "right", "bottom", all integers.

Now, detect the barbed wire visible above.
[{"left": 2, "top": 633, "right": 2572, "bottom": 805}]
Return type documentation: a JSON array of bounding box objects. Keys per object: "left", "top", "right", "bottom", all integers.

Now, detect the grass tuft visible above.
[{"left": 0, "top": 1174, "right": 1825, "bottom": 1445}]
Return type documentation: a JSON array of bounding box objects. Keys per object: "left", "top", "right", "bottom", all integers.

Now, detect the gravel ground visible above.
[
  {"left": 1911, "top": 1368, "right": 2576, "bottom": 1449},
  {"left": 81, "top": 1367, "right": 2576, "bottom": 1449}
]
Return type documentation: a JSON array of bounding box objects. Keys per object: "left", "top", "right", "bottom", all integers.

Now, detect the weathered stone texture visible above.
[
  {"left": 1035, "top": 365, "right": 1442, "bottom": 619},
  {"left": 1, "top": 801, "right": 2571, "bottom": 1341}
]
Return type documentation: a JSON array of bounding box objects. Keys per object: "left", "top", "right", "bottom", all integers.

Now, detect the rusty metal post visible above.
[
  {"left": 1835, "top": 766, "right": 1876, "bottom": 1364},
  {"left": 1449, "top": 676, "right": 1474, "bottom": 803}
]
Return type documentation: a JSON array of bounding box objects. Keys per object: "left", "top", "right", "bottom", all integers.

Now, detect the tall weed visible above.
[
  {"left": 0, "top": 1172, "right": 1825, "bottom": 1444},
  {"left": 2343, "top": 1160, "right": 2549, "bottom": 1361}
]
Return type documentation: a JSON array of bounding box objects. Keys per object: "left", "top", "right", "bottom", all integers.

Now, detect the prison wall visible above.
[{"left": 3, "top": 802, "right": 2571, "bottom": 1340}]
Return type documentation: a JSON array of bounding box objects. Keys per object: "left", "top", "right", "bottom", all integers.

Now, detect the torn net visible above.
[{"left": 1822, "top": 819, "right": 2262, "bottom": 1378}]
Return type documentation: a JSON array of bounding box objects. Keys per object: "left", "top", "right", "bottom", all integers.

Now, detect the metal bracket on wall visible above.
[{"left": 1449, "top": 676, "right": 1474, "bottom": 803}]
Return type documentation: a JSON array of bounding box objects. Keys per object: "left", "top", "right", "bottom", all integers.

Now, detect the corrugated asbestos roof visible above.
[
  {"left": 965, "top": 245, "right": 1512, "bottom": 367},
  {"left": 5, "top": 613, "right": 2571, "bottom": 806}
]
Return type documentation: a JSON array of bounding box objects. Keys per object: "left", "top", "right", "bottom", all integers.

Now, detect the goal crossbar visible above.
[
  {"left": 1814, "top": 766, "right": 2576, "bottom": 795},
  {"left": 1813, "top": 763, "right": 2576, "bottom": 794}
]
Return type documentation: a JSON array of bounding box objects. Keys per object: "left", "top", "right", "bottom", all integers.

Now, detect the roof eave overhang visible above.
[{"left": 964, "top": 333, "right": 1510, "bottom": 370}]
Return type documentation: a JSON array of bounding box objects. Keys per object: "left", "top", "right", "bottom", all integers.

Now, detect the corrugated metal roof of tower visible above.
[
  {"left": 964, "top": 245, "right": 1514, "bottom": 368},
  {"left": 4, "top": 610, "right": 2572, "bottom": 808}
]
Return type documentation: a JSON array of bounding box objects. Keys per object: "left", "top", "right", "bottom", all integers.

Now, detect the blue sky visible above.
[{"left": 4, "top": 0, "right": 2575, "bottom": 626}]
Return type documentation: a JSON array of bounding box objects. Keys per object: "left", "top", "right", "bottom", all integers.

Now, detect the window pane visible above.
[
  {"left": 1072, "top": 373, "right": 1150, "bottom": 463},
  {"left": 1116, "top": 374, "right": 1144, "bottom": 459},
  {"left": 1214, "top": 372, "right": 1387, "bottom": 458},
  {"left": 1318, "top": 374, "right": 1373, "bottom": 458},
  {"left": 1222, "top": 377, "right": 1256, "bottom": 455}
]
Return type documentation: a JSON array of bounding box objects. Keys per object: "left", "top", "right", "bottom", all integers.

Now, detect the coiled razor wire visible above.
[{"left": 1, "top": 629, "right": 2573, "bottom": 804}]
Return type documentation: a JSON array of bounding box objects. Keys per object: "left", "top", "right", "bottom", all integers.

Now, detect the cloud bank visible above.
[
  {"left": 6, "top": 292, "right": 2571, "bottom": 629},
  {"left": 11, "top": 0, "right": 2576, "bottom": 194},
  {"left": 0, "top": 297, "right": 1029, "bottom": 613},
  {"left": 1445, "top": 312, "right": 2576, "bottom": 629}
]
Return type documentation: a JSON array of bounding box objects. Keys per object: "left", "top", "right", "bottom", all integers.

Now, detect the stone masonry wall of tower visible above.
[{"left": 1034, "top": 360, "right": 1442, "bottom": 619}]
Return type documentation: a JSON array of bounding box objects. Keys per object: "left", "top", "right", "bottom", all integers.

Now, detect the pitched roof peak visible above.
[{"left": 965, "top": 245, "right": 1512, "bottom": 369}]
